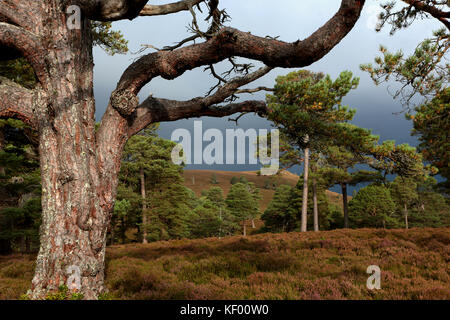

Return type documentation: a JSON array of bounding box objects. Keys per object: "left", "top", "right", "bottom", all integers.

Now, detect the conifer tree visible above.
[
  {"left": 226, "top": 182, "right": 259, "bottom": 236},
  {"left": 266, "top": 70, "right": 359, "bottom": 231},
  {"left": 368, "top": 140, "right": 425, "bottom": 184},
  {"left": 322, "top": 143, "right": 381, "bottom": 228},
  {"left": 119, "top": 125, "right": 189, "bottom": 243},
  {"left": 203, "top": 186, "right": 237, "bottom": 237},
  {"left": 261, "top": 185, "right": 294, "bottom": 233},
  {"left": 389, "top": 177, "right": 418, "bottom": 229},
  {"left": 362, "top": 2, "right": 449, "bottom": 195},
  {"left": 349, "top": 184, "right": 398, "bottom": 229},
  {"left": 411, "top": 88, "right": 449, "bottom": 195},
  {"left": 0, "top": 119, "right": 40, "bottom": 254}
]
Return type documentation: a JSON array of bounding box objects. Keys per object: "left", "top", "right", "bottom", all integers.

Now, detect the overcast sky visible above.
[{"left": 92, "top": 0, "right": 441, "bottom": 179}]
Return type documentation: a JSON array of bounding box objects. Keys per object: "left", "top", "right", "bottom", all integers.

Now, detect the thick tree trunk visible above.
[
  {"left": 404, "top": 203, "right": 409, "bottom": 230},
  {"left": 140, "top": 167, "right": 148, "bottom": 244},
  {"left": 342, "top": 183, "right": 349, "bottom": 228},
  {"left": 28, "top": 3, "right": 122, "bottom": 300},
  {"left": 312, "top": 178, "right": 319, "bottom": 232},
  {"left": 301, "top": 146, "right": 309, "bottom": 232}
]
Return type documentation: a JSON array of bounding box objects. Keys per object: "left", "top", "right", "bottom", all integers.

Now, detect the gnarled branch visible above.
[
  {"left": 125, "top": 65, "right": 272, "bottom": 135},
  {"left": 0, "top": 76, "right": 39, "bottom": 128},
  {"left": 128, "top": 98, "right": 266, "bottom": 137},
  {"left": 403, "top": 0, "right": 450, "bottom": 29},
  {"left": 77, "top": 0, "right": 149, "bottom": 21},
  {"left": 116, "top": 0, "right": 365, "bottom": 97},
  {"left": 139, "top": 0, "right": 206, "bottom": 17},
  {"left": 0, "top": 22, "right": 47, "bottom": 84},
  {"left": 0, "top": 0, "right": 39, "bottom": 33}
]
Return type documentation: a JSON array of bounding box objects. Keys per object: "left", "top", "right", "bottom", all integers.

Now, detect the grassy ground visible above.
[{"left": 1, "top": 228, "right": 449, "bottom": 300}]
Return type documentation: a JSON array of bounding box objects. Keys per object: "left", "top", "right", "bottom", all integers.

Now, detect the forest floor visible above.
[{"left": 1, "top": 227, "right": 449, "bottom": 300}]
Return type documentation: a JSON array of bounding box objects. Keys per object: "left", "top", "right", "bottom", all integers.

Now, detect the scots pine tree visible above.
[{"left": 266, "top": 70, "right": 359, "bottom": 231}]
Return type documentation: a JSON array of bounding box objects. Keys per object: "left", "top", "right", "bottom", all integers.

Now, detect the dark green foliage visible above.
[
  {"left": 262, "top": 181, "right": 338, "bottom": 232},
  {"left": 91, "top": 22, "right": 129, "bottom": 55},
  {"left": 189, "top": 198, "right": 239, "bottom": 239},
  {"left": 261, "top": 185, "right": 295, "bottom": 232},
  {"left": 0, "top": 120, "right": 41, "bottom": 254},
  {"left": 266, "top": 70, "right": 359, "bottom": 150},
  {"left": 362, "top": 5, "right": 448, "bottom": 193},
  {"left": 226, "top": 183, "right": 259, "bottom": 234},
  {"left": 361, "top": 29, "right": 449, "bottom": 107},
  {"left": 368, "top": 140, "right": 425, "bottom": 183},
  {"left": 209, "top": 173, "right": 219, "bottom": 184},
  {"left": 349, "top": 184, "right": 399, "bottom": 228},
  {"left": 239, "top": 176, "right": 248, "bottom": 184},
  {"left": 408, "top": 177, "right": 450, "bottom": 228},
  {"left": 204, "top": 187, "right": 226, "bottom": 208},
  {"left": 118, "top": 126, "right": 194, "bottom": 243},
  {"left": 145, "top": 184, "right": 196, "bottom": 242},
  {"left": 0, "top": 58, "right": 37, "bottom": 89},
  {"left": 230, "top": 176, "right": 239, "bottom": 185},
  {"left": 411, "top": 88, "right": 450, "bottom": 194}
]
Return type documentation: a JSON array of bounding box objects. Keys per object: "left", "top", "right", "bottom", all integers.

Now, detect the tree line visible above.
[{"left": 0, "top": 122, "right": 265, "bottom": 252}]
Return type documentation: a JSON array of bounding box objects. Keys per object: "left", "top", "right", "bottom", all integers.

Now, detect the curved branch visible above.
[
  {"left": 0, "top": 76, "right": 38, "bottom": 128},
  {"left": 0, "top": 0, "right": 38, "bottom": 33},
  {"left": 128, "top": 99, "right": 266, "bottom": 137},
  {"left": 77, "top": 0, "right": 149, "bottom": 21},
  {"left": 403, "top": 0, "right": 450, "bottom": 29},
  {"left": 140, "top": 0, "right": 206, "bottom": 17},
  {"left": 124, "top": 66, "right": 271, "bottom": 135},
  {"left": 0, "top": 23, "right": 47, "bottom": 85},
  {"left": 116, "top": 0, "right": 365, "bottom": 96}
]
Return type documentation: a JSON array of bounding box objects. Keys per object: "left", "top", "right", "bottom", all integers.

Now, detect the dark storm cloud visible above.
[{"left": 93, "top": 0, "right": 440, "bottom": 172}]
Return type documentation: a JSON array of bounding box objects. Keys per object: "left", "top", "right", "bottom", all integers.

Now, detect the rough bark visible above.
[
  {"left": 24, "top": 1, "right": 117, "bottom": 300},
  {"left": 140, "top": 0, "right": 206, "bottom": 17},
  {"left": 0, "top": 0, "right": 43, "bottom": 37},
  {"left": 0, "top": 0, "right": 366, "bottom": 299},
  {"left": 301, "top": 146, "right": 309, "bottom": 232},
  {"left": 0, "top": 76, "right": 39, "bottom": 128},
  {"left": 342, "top": 183, "right": 349, "bottom": 228},
  {"left": 77, "top": 0, "right": 149, "bottom": 21},
  {"left": 313, "top": 178, "right": 319, "bottom": 232},
  {"left": 0, "top": 22, "right": 47, "bottom": 83}
]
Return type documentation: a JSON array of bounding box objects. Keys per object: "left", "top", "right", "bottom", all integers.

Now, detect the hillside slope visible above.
[
  {"left": 1, "top": 228, "right": 448, "bottom": 300},
  {"left": 183, "top": 169, "right": 347, "bottom": 212}
]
